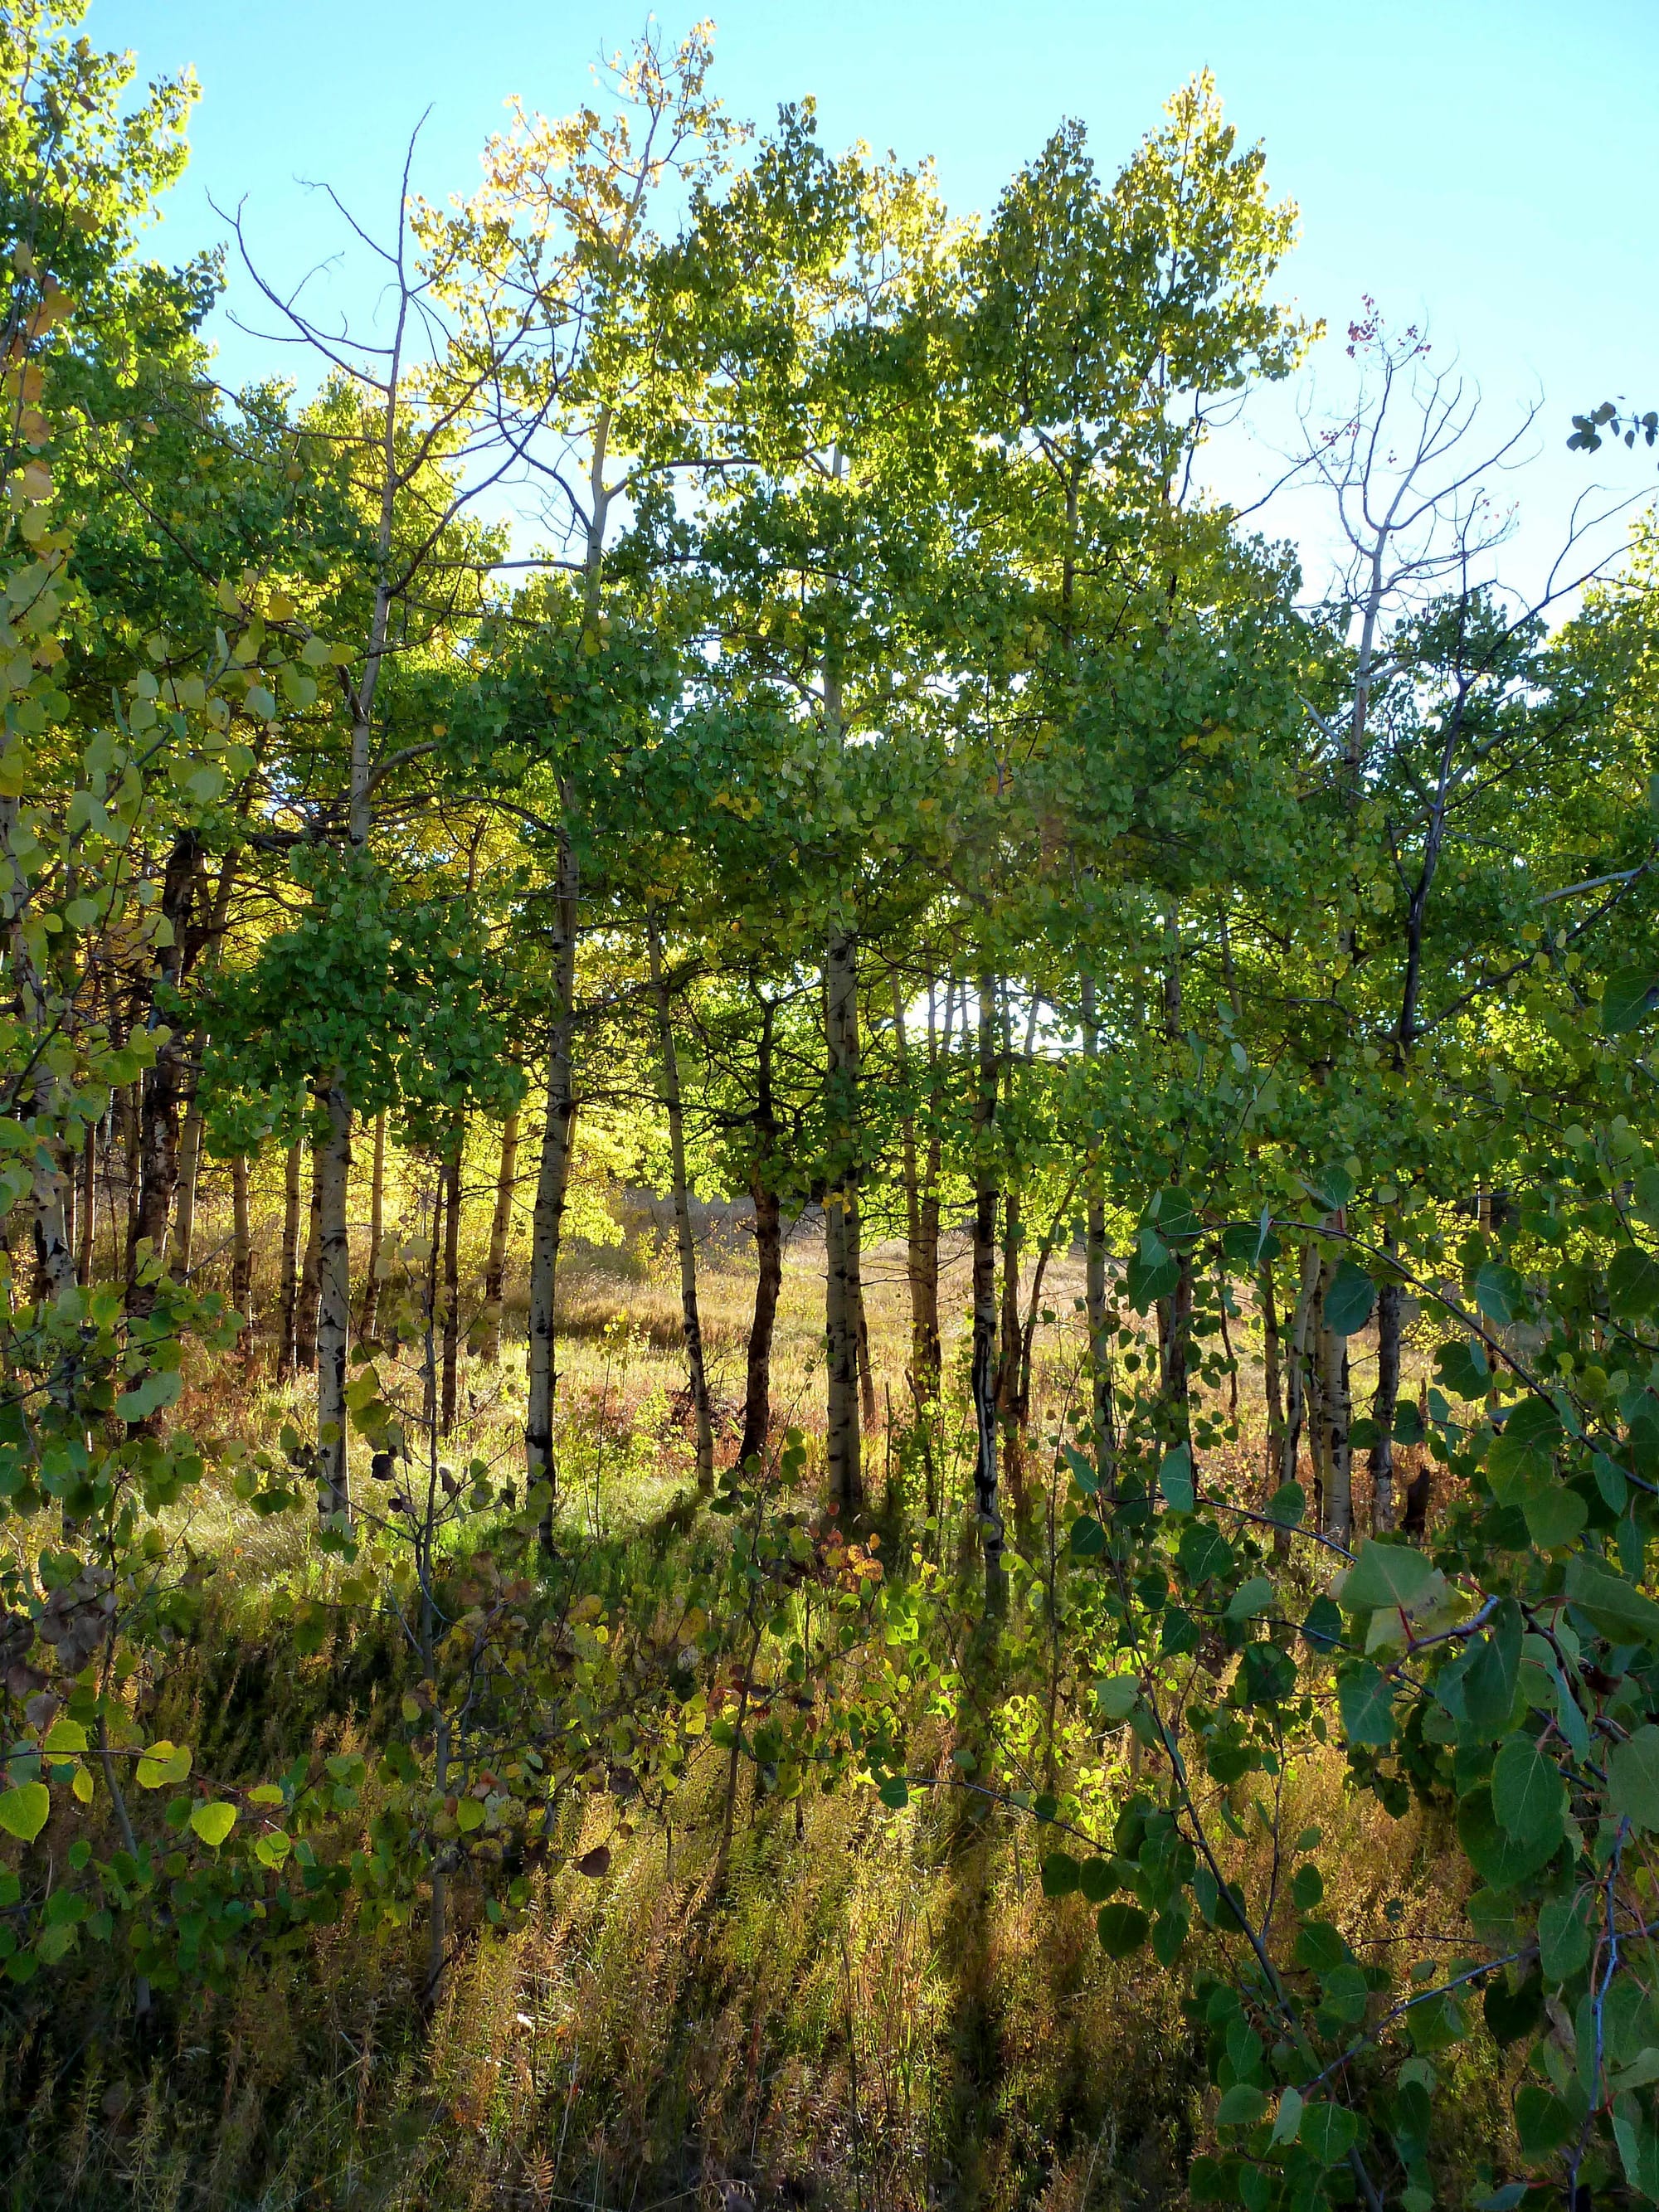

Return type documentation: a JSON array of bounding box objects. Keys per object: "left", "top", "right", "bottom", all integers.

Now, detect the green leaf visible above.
[
  {"left": 1482, "top": 1966, "right": 1543, "bottom": 2046},
  {"left": 1298, "top": 2101, "right": 1360, "bottom": 2164},
  {"left": 1491, "top": 1736, "right": 1567, "bottom": 1848},
  {"left": 1604, "top": 965, "right": 1659, "bottom": 1033},
  {"left": 0, "top": 1783, "right": 49, "bottom": 1844},
  {"left": 1040, "top": 1852, "right": 1079, "bottom": 1898},
  {"left": 1095, "top": 1675, "right": 1140, "bottom": 1721},
  {"left": 1126, "top": 1229, "right": 1178, "bottom": 1311},
  {"left": 1458, "top": 1786, "right": 1560, "bottom": 1891},
  {"left": 1473, "top": 1262, "right": 1527, "bottom": 1325},
  {"left": 1178, "top": 1522, "right": 1233, "bottom": 1586},
  {"left": 1323, "top": 1261, "right": 1375, "bottom": 1337},
  {"left": 1539, "top": 1890, "right": 1595, "bottom": 1980},
  {"left": 877, "top": 1777, "right": 909, "bottom": 1810},
  {"left": 135, "top": 1740, "right": 192, "bottom": 1790},
  {"left": 1514, "top": 2081, "right": 1575, "bottom": 2156},
  {"left": 1564, "top": 1554, "right": 1659, "bottom": 1646},
  {"left": 1147, "top": 1187, "right": 1203, "bottom": 1242},
  {"left": 1271, "top": 2087, "right": 1304, "bottom": 2145},
  {"left": 1339, "top": 1539, "right": 1440, "bottom": 1616},
  {"left": 1216, "top": 2083, "right": 1266, "bottom": 2128},
  {"left": 1522, "top": 1483, "right": 1587, "bottom": 1550},
  {"left": 1096, "top": 1902, "right": 1150, "bottom": 1958},
  {"left": 1609, "top": 1725, "right": 1659, "bottom": 1831},
  {"left": 1267, "top": 1480, "right": 1305, "bottom": 1528},
  {"left": 113, "top": 1368, "right": 182, "bottom": 1422},
  {"left": 1301, "top": 1595, "right": 1344, "bottom": 1649},
  {"left": 1159, "top": 1445, "right": 1194, "bottom": 1516},
  {"left": 1068, "top": 1514, "right": 1105, "bottom": 1557},
  {"left": 1433, "top": 1339, "right": 1488, "bottom": 1400},
  {"left": 1226, "top": 1576, "right": 1275, "bottom": 1621},
  {"left": 1489, "top": 1395, "right": 1564, "bottom": 1501},
  {"left": 188, "top": 1801, "right": 237, "bottom": 1849},
  {"left": 1338, "top": 1664, "right": 1396, "bottom": 1748},
  {"left": 1078, "top": 1858, "right": 1120, "bottom": 1903},
  {"left": 1463, "top": 1602, "right": 1523, "bottom": 1733},
  {"left": 1609, "top": 1244, "right": 1659, "bottom": 1320}
]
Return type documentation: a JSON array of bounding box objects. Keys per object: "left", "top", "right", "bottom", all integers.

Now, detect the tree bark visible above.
[
  {"left": 116, "top": 1080, "right": 140, "bottom": 1291},
  {"left": 131, "top": 829, "right": 199, "bottom": 1311},
  {"left": 737, "top": 994, "right": 781, "bottom": 1473},
  {"left": 358, "top": 1110, "right": 387, "bottom": 1340},
  {"left": 1370, "top": 1271, "right": 1402, "bottom": 1533},
  {"left": 1280, "top": 1239, "right": 1321, "bottom": 1492},
  {"left": 169, "top": 846, "right": 241, "bottom": 1284},
  {"left": 998, "top": 1184, "right": 1024, "bottom": 1513},
  {"left": 527, "top": 819, "right": 579, "bottom": 1543},
  {"left": 75, "top": 1118, "right": 95, "bottom": 1288},
  {"left": 889, "top": 968, "right": 932, "bottom": 1396},
  {"left": 916, "top": 975, "right": 947, "bottom": 1398},
  {"left": 739, "top": 1168, "right": 781, "bottom": 1472},
  {"left": 315, "top": 1082, "right": 353, "bottom": 1521},
  {"left": 1259, "top": 1257, "right": 1285, "bottom": 1492},
  {"left": 1321, "top": 1305, "right": 1353, "bottom": 1547},
  {"left": 296, "top": 1140, "right": 323, "bottom": 1374},
  {"left": 277, "top": 1139, "right": 303, "bottom": 1380},
  {"left": 971, "top": 975, "right": 1004, "bottom": 1608},
  {"left": 854, "top": 1232, "right": 877, "bottom": 1435},
  {"left": 479, "top": 1108, "right": 518, "bottom": 1362},
  {"left": 440, "top": 1117, "right": 463, "bottom": 1437},
  {"left": 647, "top": 916, "right": 714, "bottom": 1490},
  {"left": 231, "top": 1155, "right": 252, "bottom": 1356},
  {"left": 173, "top": 1100, "right": 205, "bottom": 1280},
  {"left": 824, "top": 929, "right": 864, "bottom": 1518},
  {"left": 1080, "top": 972, "right": 1112, "bottom": 1475}
]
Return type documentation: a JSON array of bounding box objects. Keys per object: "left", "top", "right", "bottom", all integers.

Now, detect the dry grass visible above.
[{"left": 0, "top": 1177, "right": 1503, "bottom": 2210}]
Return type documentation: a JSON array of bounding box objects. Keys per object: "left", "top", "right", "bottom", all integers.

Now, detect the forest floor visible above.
[{"left": 0, "top": 1208, "right": 1500, "bottom": 2212}]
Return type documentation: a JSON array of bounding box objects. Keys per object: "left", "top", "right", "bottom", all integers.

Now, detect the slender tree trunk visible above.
[
  {"left": 231, "top": 1155, "right": 252, "bottom": 1355},
  {"left": 1080, "top": 973, "right": 1112, "bottom": 1474},
  {"left": 1260, "top": 1257, "right": 1285, "bottom": 1492},
  {"left": 173, "top": 1100, "right": 205, "bottom": 1280},
  {"left": 1160, "top": 1258, "right": 1194, "bottom": 1443},
  {"left": 315, "top": 1082, "right": 353, "bottom": 1521},
  {"left": 75, "top": 1119, "right": 95, "bottom": 1289},
  {"left": 998, "top": 1184, "right": 1024, "bottom": 1512},
  {"left": 737, "top": 999, "right": 781, "bottom": 1473},
  {"left": 1016, "top": 1194, "right": 1071, "bottom": 1437},
  {"left": 117, "top": 1080, "right": 140, "bottom": 1291},
  {"left": 28, "top": 1096, "right": 75, "bottom": 1300},
  {"left": 358, "top": 1111, "right": 387, "bottom": 1339},
  {"left": 1280, "top": 1240, "right": 1321, "bottom": 1491},
  {"left": 170, "top": 846, "right": 241, "bottom": 1284},
  {"left": 890, "top": 969, "right": 930, "bottom": 1395},
  {"left": 912, "top": 972, "right": 950, "bottom": 1400},
  {"left": 739, "top": 1170, "right": 782, "bottom": 1471},
  {"left": 854, "top": 1228, "right": 877, "bottom": 1435},
  {"left": 824, "top": 929, "right": 864, "bottom": 1518},
  {"left": 479, "top": 1108, "right": 518, "bottom": 1363},
  {"left": 440, "top": 1117, "right": 463, "bottom": 1437},
  {"left": 296, "top": 1142, "right": 323, "bottom": 1374},
  {"left": 527, "top": 820, "right": 579, "bottom": 1543},
  {"left": 971, "top": 975, "right": 1004, "bottom": 1608},
  {"left": 647, "top": 916, "right": 713, "bottom": 1490},
  {"left": 1370, "top": 1268, "right": 1402, "bottom": 1534},
  {"left": 1321, "top": 1307, "right": 1353, "bottom": 1547},
  {"left": 277, "top": 1140, "right": 303, "bottom": 1380},
  {"left": 131, "top": 829, "right": 200, "bottom": 1310}
]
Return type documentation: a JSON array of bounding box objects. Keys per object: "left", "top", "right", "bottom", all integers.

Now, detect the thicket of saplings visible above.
[{"left": 4, "top": 5, "right": 1659, "bottom": 2208}]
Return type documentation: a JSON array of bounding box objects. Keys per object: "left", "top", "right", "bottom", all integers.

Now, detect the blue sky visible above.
[{"left": 89, "top": 0, "right": 1659, "bottom": 601}]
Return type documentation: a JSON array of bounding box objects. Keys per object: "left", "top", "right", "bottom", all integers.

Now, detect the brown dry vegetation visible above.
[{"left": 0, "top": 1172, "right": 1492, "bottom": 2212}]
